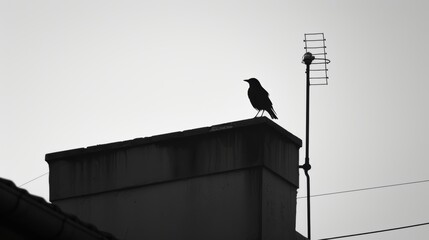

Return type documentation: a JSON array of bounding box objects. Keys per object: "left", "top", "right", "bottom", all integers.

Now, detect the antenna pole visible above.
[
  {"left": 301, "top": 52, "right": 315, "bottom": 240},
  {"left": 304, "top": 62, "right": 312, "bottom": 240},
  {"left": 301, "top": 33, "right": 330, "bottom": 240},
  {"left": 305, "top": 63, "right": 311, "bottom": 171}
]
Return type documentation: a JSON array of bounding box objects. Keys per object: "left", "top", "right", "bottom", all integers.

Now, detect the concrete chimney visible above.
[{"left": 46, "top": 118, "right": 304, "bottom": 240}]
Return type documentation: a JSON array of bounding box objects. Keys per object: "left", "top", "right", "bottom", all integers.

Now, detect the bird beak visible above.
[{"left": 243, "top": 79, "right": 248, "bottom": 82}]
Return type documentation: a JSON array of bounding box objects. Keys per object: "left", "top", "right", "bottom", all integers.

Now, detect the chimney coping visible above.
[{"left": 45, "top": 117, "right": 302, "bottom": 163}]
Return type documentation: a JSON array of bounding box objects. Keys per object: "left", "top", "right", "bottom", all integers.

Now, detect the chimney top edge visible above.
[{"left": 45, "top": 117, "right": 301, "bottom": 162}]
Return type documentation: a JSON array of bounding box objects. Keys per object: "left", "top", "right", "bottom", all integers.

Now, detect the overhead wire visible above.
[
  {"left": 18, "top": 172, "right": 49, "bottom": 187},
  {"left": 19, "top": 173, "right": 429, "bottom": 199},
  {"left": 18, "top": 173, "right": 429, "bottom": 198},
  {"left": 318, "top": 221, "right": 429, "bottom": 240},
  {"left": 293, "top": 178, "right": 429, "bottom": 239},
  {"left": 297, "top": 179, "right": 429, "bottom": 199}
]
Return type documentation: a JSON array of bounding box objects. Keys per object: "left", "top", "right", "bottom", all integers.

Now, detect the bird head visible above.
[{"left": 244, "top": 78, "right": 260, "bottom": 86}]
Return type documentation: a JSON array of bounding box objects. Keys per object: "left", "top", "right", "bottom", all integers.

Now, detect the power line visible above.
[
  {"left": 319, "top": 221, "right": 429, "bottom": 239},
  {"left": 19, "top": 172, "right": 49, "bottom": 187},
  {"left": 297, "top": 179, "right": 429, "bottom": 199}
]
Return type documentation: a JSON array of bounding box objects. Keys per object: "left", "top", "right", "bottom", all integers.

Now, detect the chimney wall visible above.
[{"left": 46, "top": 118, "right": 302, "bottom": 240}]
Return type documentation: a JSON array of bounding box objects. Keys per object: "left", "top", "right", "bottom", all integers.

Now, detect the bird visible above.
[{"left": 244, "top": 78, "right": 278, "bottom": 119}]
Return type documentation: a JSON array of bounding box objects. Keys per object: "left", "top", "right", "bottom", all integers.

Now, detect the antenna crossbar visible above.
[
  {"left": 304, "top": 46, "right": 326, "bottom": 49},
  {"left": 304, "top": 32, "right": 324, "bottom": 35},
  {"left": 310, "top": 83, "right": 328, "bottom": 86},
  {"left": 304, "top": 39, "right": 326, "bottom": 42}
]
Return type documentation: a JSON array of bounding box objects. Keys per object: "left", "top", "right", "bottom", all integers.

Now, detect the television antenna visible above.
[{"left": 300, "top": 33, "right": 331, "bottom": 240}]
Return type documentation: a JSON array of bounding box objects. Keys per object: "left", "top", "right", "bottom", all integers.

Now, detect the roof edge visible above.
[{"left": 0, "top": 177, "right": 119, "bottom": 240}]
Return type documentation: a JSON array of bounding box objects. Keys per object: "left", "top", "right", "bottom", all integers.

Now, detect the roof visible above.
[{"left": 0, "top": 177, "right": 119, "bottom": 240}]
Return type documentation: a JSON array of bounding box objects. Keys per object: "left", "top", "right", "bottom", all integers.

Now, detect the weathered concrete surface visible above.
[
  {"left": 46, "top": 117, "right": 303, "bottom": 240},
  {"left": 57, "top": 169, "right": 263, "bottom": 240}
]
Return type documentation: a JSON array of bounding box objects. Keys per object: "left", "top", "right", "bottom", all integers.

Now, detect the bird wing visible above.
[
  {"left": 248, "top": 85, "right": 273, "bottom": 109},
  {"left": 259, "top": 86, "right": 272, "bottom": 105}
]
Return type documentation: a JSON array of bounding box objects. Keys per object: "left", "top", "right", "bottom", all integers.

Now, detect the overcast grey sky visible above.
[{"left": 1, "top": 1, "right": 429, "bottom": 239}]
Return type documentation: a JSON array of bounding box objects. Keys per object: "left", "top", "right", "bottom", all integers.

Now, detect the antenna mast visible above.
[{"left": 300, "top": 33, "right": 331, "bottom": 240}]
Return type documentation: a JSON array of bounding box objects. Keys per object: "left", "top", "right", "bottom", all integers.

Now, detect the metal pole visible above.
[
  {"left": 305, "top": 171, "right": 311, "bottom": 239},
  {"left": 301, "top": 51, "right": 314, "bottom": 240},
  {"left": 304, "top": 62, "right": 311, "bottom": 240},
  {"left": 301, "top": 45, "right": 330, "bottom": 240}
]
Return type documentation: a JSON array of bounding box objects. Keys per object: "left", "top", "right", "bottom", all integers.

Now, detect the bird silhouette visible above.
[{"left": 244, "top": 78, "right": 278, "bottom": 119}]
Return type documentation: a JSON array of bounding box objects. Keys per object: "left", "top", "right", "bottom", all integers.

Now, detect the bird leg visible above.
[
  {"left": 261, "top": 110, "right": 265, "bottom": 117},
  {"left": 254, "top": 110, "right": 261, "bottom": 118}
]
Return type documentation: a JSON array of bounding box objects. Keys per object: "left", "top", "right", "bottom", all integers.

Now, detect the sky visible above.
[{"left": 1, "top": 0, "right": 429, "bottom": 239}]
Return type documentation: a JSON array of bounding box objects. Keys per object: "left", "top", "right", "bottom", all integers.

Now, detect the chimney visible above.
[{"left": 46, "top": 118, "right": 304, "bottom": 240}]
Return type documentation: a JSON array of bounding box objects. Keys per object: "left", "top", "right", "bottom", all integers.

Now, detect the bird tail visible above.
[{"left": 267, "top": 108, "right": 278, "bottom": 119}]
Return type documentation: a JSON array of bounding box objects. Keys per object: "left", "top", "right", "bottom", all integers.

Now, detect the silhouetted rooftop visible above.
[{"left": 0, "top": 177, "right": 119, "bottom": 240}]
